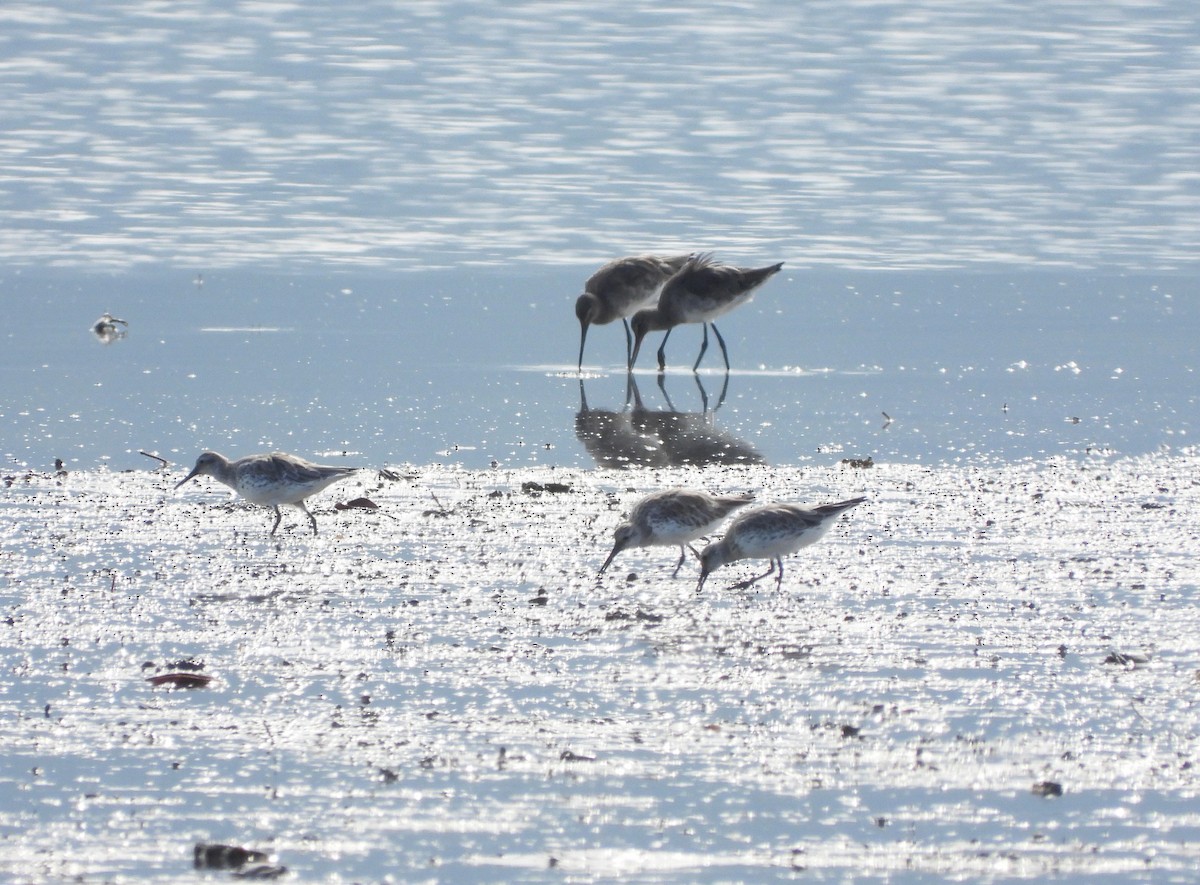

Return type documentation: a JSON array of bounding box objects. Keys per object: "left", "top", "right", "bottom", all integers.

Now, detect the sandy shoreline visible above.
[{"left": 2, "top": 452, "right": 1198, "bottom": 881}]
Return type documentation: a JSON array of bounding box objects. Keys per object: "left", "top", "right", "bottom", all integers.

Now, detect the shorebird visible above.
[
  {"left": 576, "top": 254, "right": 692, "bottom": 370},
  {"left": 175, "top": 451, "right": 358, "bottom": 535},
  {"left": 629, "top": 253, "right": 784, "bottom": 372},
  {"left": 91, "top": 313, "right": 128, "bottom": 344},
  {"left": 599, "top": 488, "right": 755, "bottom": 577},
  {"left": 696, "top": 497, "right": 866, "bottom": 592}
]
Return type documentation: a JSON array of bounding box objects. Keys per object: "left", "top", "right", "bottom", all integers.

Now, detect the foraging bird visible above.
[
  {"left": 576, "top": 254, "right": 693, "bottom": 370},
  {"left": 599, "top": 488, "right": 755, "bottom": 577},
  {"left": 629, "top": 253, "right": 784, "bottom": 372},
  {"left": 696, "top": 497, "right": 866, "bottom": 592},
  {"left": 175, "top": 451, "right": 358, "bottom": 536}
]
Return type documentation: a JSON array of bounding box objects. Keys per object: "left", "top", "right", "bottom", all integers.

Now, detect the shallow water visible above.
[
  {"left": 4, "top": 1, "right": 1196, "bottom": 471},
  {"left": 3, "top": 267, "right": 1196, "bottom": 474},
  {"left": 3, "top": 2, "right": 1200, "bottom": 882}
]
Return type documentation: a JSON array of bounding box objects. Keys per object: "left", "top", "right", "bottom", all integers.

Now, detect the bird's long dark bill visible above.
[
  {"left": 628, "top": 334, "right": 645, "bottom": 370},
  {"left": 577, "top": 322, "right": 589, "bottom": 370},
  {"left": 696, "top": 569, "right": 710, "bottom": 593},
  {"left": 597, "top": 543, "right": 622, "bottom": 575},
  {"left": 174, "top": 469, "right": 200, "bottom": 490}
]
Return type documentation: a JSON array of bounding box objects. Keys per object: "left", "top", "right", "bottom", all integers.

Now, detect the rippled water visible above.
[
  {"left": 3, "top": 267, "right": 1196, "bottom": 471},
  {"left": 4, "top": 1, "right": 1198, "bottom": 470},
  {"left": 4, "top": 4, "right": 1200, "bottom": 882},
  {"left": 1, "top": 0, "right": 1197, "bottom": 270}
]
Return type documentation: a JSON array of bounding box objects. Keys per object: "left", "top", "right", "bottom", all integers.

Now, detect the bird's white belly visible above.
[
  {"left": 236, "top": 480, "right": 301, "bottom": 506},
  {"left": 646, "top": 518, "right": 721, "bottom": 547}
]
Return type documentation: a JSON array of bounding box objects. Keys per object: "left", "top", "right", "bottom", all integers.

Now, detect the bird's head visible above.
[
  {"left": 598, "top": 523, "right": 637, "bottom": 575},
  {"left": 695, "top": 541, "right": 726, "bottom": 593},
  {"left": 628, "top": 309, "right": 663, "bottom": 369},
  {"left": 174, "top": 451, "right": 222, "bottom": 489}
]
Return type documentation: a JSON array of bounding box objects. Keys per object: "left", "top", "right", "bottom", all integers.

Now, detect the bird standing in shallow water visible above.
[
  {"left": 576, "top": 254, "right": 693, "bottom": 370},
  {"left": 696, "top": 497, "right": 866, "bottom": 592},
  {"left": 175, "top": 451, "right": 358, "bottom": 536},
  {"left": 599, "top": 488, "right": 755, "bottom": 577},
  {"left": 629, "top": 253, "right": 784, "bottom": 372},
  {"left": 91, "top": 313, "right": 128, "bottom": 344}
]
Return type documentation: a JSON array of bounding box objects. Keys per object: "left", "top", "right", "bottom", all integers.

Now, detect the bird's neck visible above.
[{"left": 639, "top": 308, "right": 674, "bottom": 332}]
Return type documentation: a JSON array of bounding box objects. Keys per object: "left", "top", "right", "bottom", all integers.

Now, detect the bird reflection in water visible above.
[
  {"left": 575, "top": 374, "right": 667, "bottom": 468},
  {"left": 575, "top": 372, "right": 764, "bottom": 468}
]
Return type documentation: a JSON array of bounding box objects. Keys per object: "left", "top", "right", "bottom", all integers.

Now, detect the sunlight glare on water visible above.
[
  {"left": 0, "top": 0, "right": 1196, "bottom": 271},
  {"left": 2, "top": 3, "right": 1200, "bottom": 882}
]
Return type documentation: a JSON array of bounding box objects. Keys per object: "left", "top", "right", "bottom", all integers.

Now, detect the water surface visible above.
[
  {"left": 3, "top": 267, "right": 1195, "bottom": 472},
  {"left": 0, "top": 1, "right": 1196, "bottom": 271},
  {"left": 4, "top": 4, "right": 1200, "bottom": 882}
]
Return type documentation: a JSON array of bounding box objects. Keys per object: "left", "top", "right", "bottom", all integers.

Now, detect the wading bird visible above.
[
  {"left": 599, "top": 487, "right": 755, "bottom": 577},
  {"left": 696, "top": 497, "right": 866, "bottom": 591},
  {"left": 576, "top": 253, "right": 693, "bottom": 370},
  {"left": 175, "top": 450, "right": 358, "bottom": 536},
  {"left": 629, "top": 253, "right": 783, "bottom": 372}
]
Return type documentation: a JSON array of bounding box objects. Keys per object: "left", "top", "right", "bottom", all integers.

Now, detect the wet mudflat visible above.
[
  {"left": 2, "top": 454, "right": 1198, "bottom": 882},
  {"left": 3, "top": 2, "right": 1198, "bottom": 879}
]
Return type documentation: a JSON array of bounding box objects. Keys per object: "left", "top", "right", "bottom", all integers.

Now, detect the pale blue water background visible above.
[
  {"left": 3, "top": 5, "right": 1200, "bottom": 882},
  {"left": 4, "top": 267, "right": 1196, "bottom": 471},
  {"left": 2, "top": 1, "right": 1198, "bottom": 472}
]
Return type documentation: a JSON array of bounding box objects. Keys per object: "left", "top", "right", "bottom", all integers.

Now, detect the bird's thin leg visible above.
[
  {"left": 692, "top": 324, "right": 710, "bottom": 372},
  {"left": 774, "top": 557, "right": 785, "bottom": 591},
  {"left": 270, "top": 506, "right": 283, "bottom": 536},
  {"left": 622, "top": 318, "right": 634, "bottom": 367},
  {"left": 671, "top": 547, "right": 687, "bottom": 578},
  {"left": 733, "top": 559, "right": 777, "bottom": 590},
  {"left": 299, "top": 501, "right": 318, "bottom": 535},
  {"left": 656, "top": 329, "right": 673, "bottom": 371},
  {"left": 711, "top": 323, "right": 730, "bottom": 372}
]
